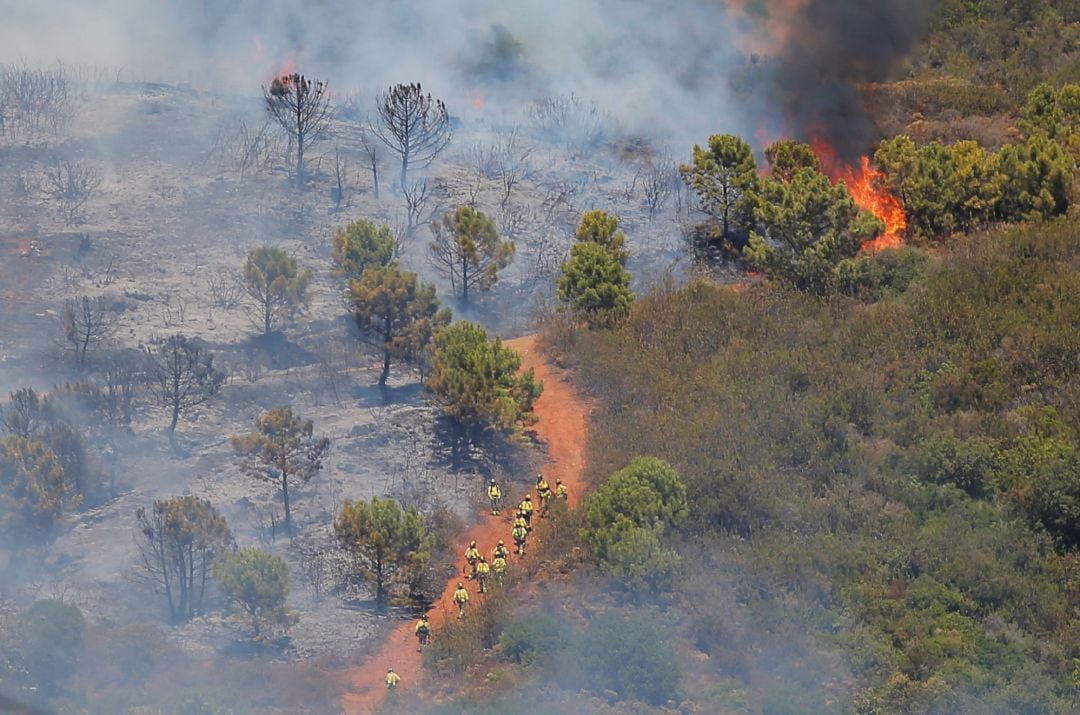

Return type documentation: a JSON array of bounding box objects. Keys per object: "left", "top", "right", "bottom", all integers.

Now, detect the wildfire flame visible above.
[
  {"left": 811, "top": 138, "right": 906, "bottom": 252},
  {"left": 252, "top": 36, "right": 297, "bottom": 81}
]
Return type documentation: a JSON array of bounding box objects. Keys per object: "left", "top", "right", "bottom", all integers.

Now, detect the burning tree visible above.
[
  {"left": 263, "top": 73, "right": 332, "bottom": 183},
  {"left": 231, "top": 407, "right": 329, "bottom": 535},
  {"left": 373, "top": 83, "right": 452, "bottom": 191},
  {"left": 745, "top": 164, "right": 883, "bottom": 294}
]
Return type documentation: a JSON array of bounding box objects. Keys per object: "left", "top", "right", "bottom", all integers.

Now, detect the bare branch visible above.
[
  {"left": 373, "top": 83, "right": 452, "bottom": 191},
  {"left": 263, "top": 73, "right": 333, "bottom": 182},
  {"left": 42, "top": 158, "right": 101, "bottom": 225}
]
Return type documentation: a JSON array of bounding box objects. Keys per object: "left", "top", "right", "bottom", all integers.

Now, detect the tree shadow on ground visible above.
[
  {"left": 221, "top": 635, "right": 291, "bottom": 659},
  {"left": 243, "top": 331, "right": 316, "bottom": 371},
  {"left": 351, "top": 381, "right": 425, "bottom": 407}
]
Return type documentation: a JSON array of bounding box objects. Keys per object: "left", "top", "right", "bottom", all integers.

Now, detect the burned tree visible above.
[
  {"left": 263, "top": 73, "right": 332, "bottom": 183},
  {"left": 144, "top": 334, "right": 224, "bottom": 442},
  {"left": 373, "top": 83, "right": 452, "bottom": 191},
  {"left": 61, "top": 295, "right": 116, "bottom": 369},
  {"left": 99, "top": 349, "right": 143, "bottom": 427},
  {"left": 3, "top": 387, "right": 44, "bottom": 438},
  {"left": 43, "top": 159, "right": 102, "bottom": 225},
  {"left": 359, "top": 128, "right": 384, "bottom": 199},
  {"left": 231, "top": 407, "right": 329, "bottom": 535},
  {"left": 136, "top": 496, "right": 234, "bottom": 623}
]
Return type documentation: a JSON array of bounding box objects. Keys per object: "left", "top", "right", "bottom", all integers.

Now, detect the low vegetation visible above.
[{"left": 534, "top": 218, "right": 1080, "bottom": 712}]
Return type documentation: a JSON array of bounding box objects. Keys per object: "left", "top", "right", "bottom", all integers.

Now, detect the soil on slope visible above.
[{"left": 340, "top": 334, "right": 592, "bottom": 714}]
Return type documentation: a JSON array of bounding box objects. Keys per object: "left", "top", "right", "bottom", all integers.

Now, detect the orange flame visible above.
[
  {"left": 811, "top": 138, "right": 906, "bottom": 252},
  {"left": 252, "top": 37, "right": 297, "bottom": 81},
  {"left": 277, "top": 55, "right": 297, "bottom": 79}
]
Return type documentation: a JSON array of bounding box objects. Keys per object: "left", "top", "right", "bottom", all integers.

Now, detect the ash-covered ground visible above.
[{"left": 0, "top": 77, "right": 724, "bottom": 662}]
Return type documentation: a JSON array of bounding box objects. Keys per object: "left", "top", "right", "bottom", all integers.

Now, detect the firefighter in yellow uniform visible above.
[
  {"left": 475, "top": 555, "right": 491, "bottom": 593},
  {"left": 415, "top": 614, "right": 430, "bottom": 652},
  {"left": 492, "top": 553, "right": 508, "bottom": 585},
  {"left": 512, "top": 511, "right": 528, "bottom": 535},
  {"left": 518, "top": 494, "right": 534, "bottom": 530},
  {"left": 464, "top": 540, "right": 481, "bottom": 579},
  {"left": 386, "top": 668, "right": 400, "bottom": 690},
  {"left": 453, "top": 582, "right": 470, "bottom": 618},
  {"left": 487, "top": 478, "right": 502, "bottom": 515},
  {"left": 492, "top": 539, "right": 509, "bottom": 562},
  {"left": 512, "top": 521, "right": 528, "bottom": 556},
  {"left": 554, "top": 479, "right": 568, "bottom": 501},
  {"left": 536, "top": 474, "right": 552, "bottom": 516}
]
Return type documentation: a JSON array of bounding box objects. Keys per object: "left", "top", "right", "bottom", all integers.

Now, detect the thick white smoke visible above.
[{"left": 1, "top": 0, "right": 752, "bottom": 144}]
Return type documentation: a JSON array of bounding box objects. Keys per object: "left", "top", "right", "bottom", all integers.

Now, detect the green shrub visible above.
[
  {"left": 498, "top": 614, "right": 572, "bottom": 668},
  {"left": 561, "top": 612, "right": 680, "bottom": 705},
  {"left": 581, "top": 457, "right": 687, "bottom": 590},
  {"left": 835, "top": 247, "right": 927, "bottom": 301}
]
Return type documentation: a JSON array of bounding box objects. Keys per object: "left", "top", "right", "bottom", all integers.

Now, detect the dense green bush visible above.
[
  {"left": 498, "top": 614, "right": 572, "bottom": 669},
  {"left": 560, "top": 612, "right": 680, "bottom": 705},
  {"left": 552, "top": 217, "right": 1080, "bottom": 711},
  {"left": 581, "top": 457, "right": 687, "bottom": 590}
]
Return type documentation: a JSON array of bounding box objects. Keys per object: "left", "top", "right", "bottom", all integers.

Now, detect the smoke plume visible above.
[{"left": 737, "top": 0, "right": 942, "bottom": 156}]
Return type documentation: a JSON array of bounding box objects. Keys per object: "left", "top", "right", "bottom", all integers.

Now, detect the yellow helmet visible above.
[
  {"left": 524, "top": 494, "right": 531, "bottom": 500},
  {"left": 457, "top": 582, "right": 464, "bottom": 588},
  {"left": 470, "top": 540, "right": 476, "bottom": 547},
  {"left": 498, "top": 540, "right": 504, "bottom": 545}
]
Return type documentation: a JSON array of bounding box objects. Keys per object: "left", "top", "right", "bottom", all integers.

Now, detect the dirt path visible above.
[{"left": 340, "top": 334, "right": 592, "bottom": 714}]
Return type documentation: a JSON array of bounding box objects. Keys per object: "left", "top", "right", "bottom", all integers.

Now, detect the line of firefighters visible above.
[{"left": 390, "top": 474, "right": 569, "bottom": 690}]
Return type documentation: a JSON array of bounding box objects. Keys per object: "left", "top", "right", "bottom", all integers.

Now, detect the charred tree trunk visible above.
[{"left": 281, "top": 470, "right": 292, "bottom": 534}]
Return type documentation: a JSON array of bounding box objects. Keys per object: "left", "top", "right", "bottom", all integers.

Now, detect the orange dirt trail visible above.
[{"left": 340, "top": 334, "right": 592, "bottom": 714}]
